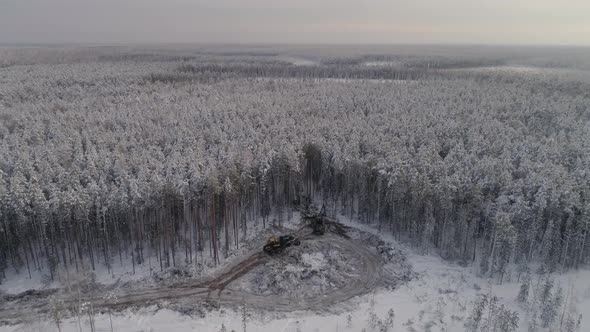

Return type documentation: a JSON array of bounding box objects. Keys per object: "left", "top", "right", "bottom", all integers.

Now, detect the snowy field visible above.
[{"left": 2, "top": 217, "right": 588, "bottom": 332}]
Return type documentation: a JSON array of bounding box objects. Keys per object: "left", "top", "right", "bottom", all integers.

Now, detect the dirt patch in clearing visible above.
[
  {"left": 229, "top": 238, "right": 361, "bottom": 298},
  {"left": 0, "top": 224, "right": 414, "bottom": 324}
]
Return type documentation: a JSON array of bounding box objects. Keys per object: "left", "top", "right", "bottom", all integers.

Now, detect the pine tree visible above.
[
  {"left": 497, "top": 305, "right": 519, "bottom": 332},
  {"left": 517, "top": 272, "right": 531, "bottom": 304},
  {"left": 541, "top": 283, "right": 562, "bottom": 328},
  {"left": 383, "top": 308, "right": 395, "bottom": 331},
  {"left": 49, "top": 295, "right": 64, "bottom": 332},
  {"left": 241, "top": 302, "right": 250, "bottom": 332},
  {"left": 465, "top": 294, "right": 488, "bottom": 332}
]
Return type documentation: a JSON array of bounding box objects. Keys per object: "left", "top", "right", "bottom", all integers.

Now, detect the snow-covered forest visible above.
[{"left": 0, "top": 45, "right": 589, "bottom": 292}]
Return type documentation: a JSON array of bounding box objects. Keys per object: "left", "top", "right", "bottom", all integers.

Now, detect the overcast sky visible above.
[{"left": 1, "top": 0, "right": 589, "bottom": 45}]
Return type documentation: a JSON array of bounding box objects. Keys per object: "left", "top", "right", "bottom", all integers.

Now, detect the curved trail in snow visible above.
[{"left": 0, "top": 229, "right": 385, "bottom": 325}]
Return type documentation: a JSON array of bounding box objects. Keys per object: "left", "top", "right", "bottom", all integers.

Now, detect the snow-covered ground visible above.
[
  {"left": 2, "top": 214, "right": 589, "bottom": 332},
  {"left": 456, "top": 65, "right": 546, "bottom": 74},
  {"left": 7, "top": 247, "right": 588, "bottom": 332},
  {"left": 450, "top": 64, "right": 590, "bottom": 78},
  {"left": 0, "top": 215, "right": 301, "bottom": 295},
  {"left": 363, "top": 61, "right": 402, "bottom": 67},
  {"left": 279, "top": 56, "right": 317, "bottom": 66}
]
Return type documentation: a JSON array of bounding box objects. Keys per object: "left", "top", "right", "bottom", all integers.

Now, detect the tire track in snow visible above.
[{"left": 0, "top": 229, "right": 385, "bottom": 324}]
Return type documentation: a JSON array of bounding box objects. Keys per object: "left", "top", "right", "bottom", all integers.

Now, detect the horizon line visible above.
[{"left": 1, "top": 41, "right": 590, "bottom": 49}]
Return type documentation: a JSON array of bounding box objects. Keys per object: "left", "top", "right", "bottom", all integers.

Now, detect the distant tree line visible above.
[{"left": 170, "top": 62, "right": 429, "bottom": 81}]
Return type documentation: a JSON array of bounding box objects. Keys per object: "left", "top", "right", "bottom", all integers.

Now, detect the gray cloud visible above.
[{"left": 0, "top": 0, "right": 588, "bottom": 45}]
